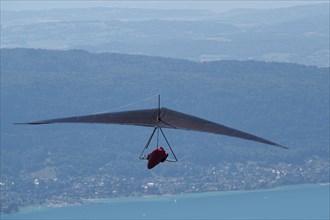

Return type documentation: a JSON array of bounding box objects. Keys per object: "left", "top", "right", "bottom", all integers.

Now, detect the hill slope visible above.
[{"left": 1, "top": 48, "right": 329, "bottom": 213}]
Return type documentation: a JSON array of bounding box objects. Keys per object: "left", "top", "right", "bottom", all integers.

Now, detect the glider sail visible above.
[{"left": 16, "top": 107, "right": 287, "bottom": 149}]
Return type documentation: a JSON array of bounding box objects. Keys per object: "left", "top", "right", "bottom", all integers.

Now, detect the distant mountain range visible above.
[
  {"left": 1, "top": 48, "right": 329, "bottom": 213},
  {"left": 1, "top": 4, "right": 329, "bottom": 67}
]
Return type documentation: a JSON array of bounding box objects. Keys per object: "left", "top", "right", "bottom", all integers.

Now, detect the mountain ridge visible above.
[{"left": 2, "top": 3, "right": 328, "bottom": 67}]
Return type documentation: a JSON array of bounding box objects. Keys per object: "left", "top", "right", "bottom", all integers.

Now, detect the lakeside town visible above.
[{"left": 1, "top": 156, "right": 329, "bottom": 214}]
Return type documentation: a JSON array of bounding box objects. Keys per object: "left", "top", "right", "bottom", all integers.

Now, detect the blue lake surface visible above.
[{"left": 3, "top": 184, "right": 329, "bottom": 219}]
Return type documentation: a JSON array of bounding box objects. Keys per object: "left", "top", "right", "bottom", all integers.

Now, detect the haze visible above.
[{"left": 1, "top": 0, "right": 327, "bottom": 12}]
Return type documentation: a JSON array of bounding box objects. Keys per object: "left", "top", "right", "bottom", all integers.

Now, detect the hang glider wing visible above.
[
  {"left": 16, "top": 107, "right": 287, "bottom": 149},
  {"left": 158, "top": 108, "right": 287, "bottom": 149},
  {"left": 16, "top": 109, "right": 159, "bottom": 127}
]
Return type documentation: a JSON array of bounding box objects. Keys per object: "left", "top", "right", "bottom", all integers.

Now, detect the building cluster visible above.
[{"left": 1, "top": 157, "right": 329, "bottom": 214}]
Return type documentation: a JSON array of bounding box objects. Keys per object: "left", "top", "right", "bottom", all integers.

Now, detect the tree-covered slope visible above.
[{"left": 1, "top": 48, "right": 329, "bottom": 213}]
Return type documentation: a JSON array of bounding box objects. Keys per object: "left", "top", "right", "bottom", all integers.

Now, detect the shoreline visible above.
[
  {"left": 83, "top": 182, "right": 330, "bottom": 203},
  {"left": 4, "top": 182, "right": 328, "bottom": 216}
]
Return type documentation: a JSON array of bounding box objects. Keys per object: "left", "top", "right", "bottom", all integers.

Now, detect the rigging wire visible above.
[
  {"left": 89, "top": 94, "right": 159, "bottom": 115},
  {"left": 179, "top": 137, "right": 219, "bottom": 162},
  {"left": 157, "top": 127, "right": 160, "bottom": 148},
  {"left": 178, "top": 146, "right": 204, "bottom": 162}
]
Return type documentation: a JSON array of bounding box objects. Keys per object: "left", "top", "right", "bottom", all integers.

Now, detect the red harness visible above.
[{"left": 147, "top": 148, "right": 169, "bottom": 169}]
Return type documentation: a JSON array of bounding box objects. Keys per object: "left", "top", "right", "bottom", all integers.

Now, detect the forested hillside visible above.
[{"left": 1, "top": 48, "right": 329, "bottom": 213}]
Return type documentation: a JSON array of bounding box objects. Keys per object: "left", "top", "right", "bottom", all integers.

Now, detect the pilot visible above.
[{"left": 147, "top": 147, "right": 169, "bottom": 169}]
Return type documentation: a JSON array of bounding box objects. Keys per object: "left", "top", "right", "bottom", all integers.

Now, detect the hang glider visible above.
[
  {"left": 16, "top": 107, "right": 287, "bottom": 149},
  {"left": 16, "top": 95, "right": 287, "bottom": 168}
]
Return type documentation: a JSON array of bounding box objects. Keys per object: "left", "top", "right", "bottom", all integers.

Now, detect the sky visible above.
[{"left": 1, "top": 0, "right": 328, "bottom": 13}]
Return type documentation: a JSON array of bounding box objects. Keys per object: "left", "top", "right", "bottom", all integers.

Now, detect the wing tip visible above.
[
  {"left": 13, "top": 122, "right": 49, "bottom": 125},
  {"left": 13, "top": 122, "right": 28, "bottom": 125},
  {"left": 275, "top": 143, "right": 289, "bottom": 150}
]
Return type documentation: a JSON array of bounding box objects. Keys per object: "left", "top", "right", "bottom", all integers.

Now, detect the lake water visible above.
[{"left": 3, "top": 184, "right": 329, "bottom": 219}]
